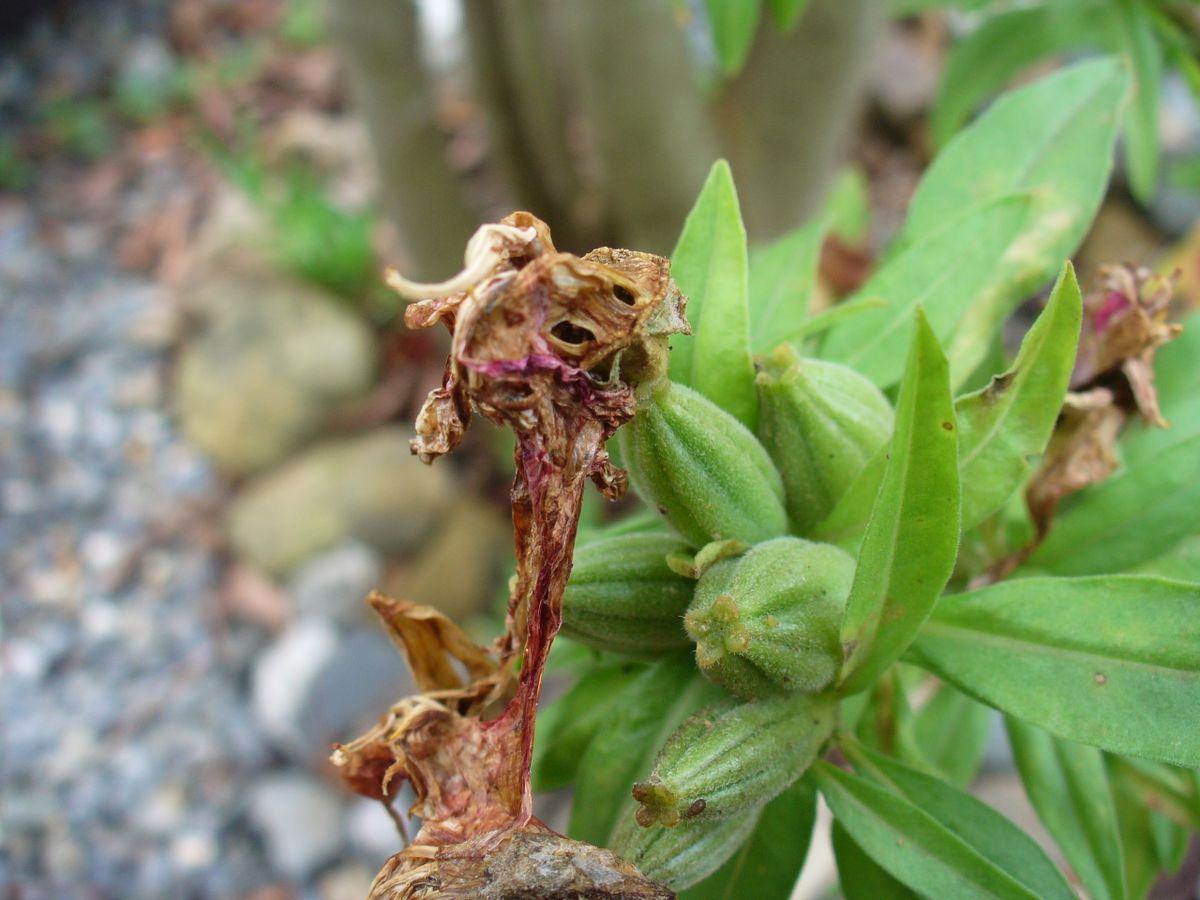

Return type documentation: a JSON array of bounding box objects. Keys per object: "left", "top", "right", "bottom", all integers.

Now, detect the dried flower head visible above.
[{"left": 333, "top": 213, "right": 688, "bottom": 898}]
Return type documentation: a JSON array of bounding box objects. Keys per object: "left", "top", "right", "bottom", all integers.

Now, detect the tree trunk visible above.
[
  {"left": 716, "top": 0, "right": 886, "bottom": 241},
  {"left": 328, "top": 0, "right": 478, "bottom": 279},
  {"left": 562, "top": 0, "right": 719, "bottom": 255}
]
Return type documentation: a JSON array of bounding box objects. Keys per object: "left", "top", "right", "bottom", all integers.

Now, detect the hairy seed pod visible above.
[
  {"left": 631, "top": 691, "right": 835, "bottom": 827},
  {"left": 611, "top": 801, "right": 762, "bottom": 890},
  {"left": 755, "top": 345, "right": 893, "bottom": 532},
  {"left": 618, "top": 381, "right": 788, "bottom": 546},
  {"left": 561, "top": 532, "right": 696, "bottom": 658},
  {"left": 685, "top": 537, "right": 854, "bottom": 699}
]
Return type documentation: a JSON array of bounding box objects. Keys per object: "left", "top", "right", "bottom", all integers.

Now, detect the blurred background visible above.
[{"left": 1, "top": 0, "right": 1198, "bottom": 897}]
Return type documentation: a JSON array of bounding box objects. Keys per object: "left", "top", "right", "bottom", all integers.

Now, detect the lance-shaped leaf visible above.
[
  {"left": 704, "top": 0, "right": 761, "bottom": 75},
  {"left": 838, "top": 310, "right": 960, "bottom": 694},
  {"left": 1114, "top": 0, "right": 1163, "bottom": 203},
  {"left": 765, "top": 0, "right": 811, "bottom": 31},
  {"left": 748, "top": 218, "right": 824, "bottom": 353},
  {"left": 905, "top": 59, "right": 1128, "bottom": 381},
  {"left": 911, "top": 575, "right": 1200, "bottom": 766},
  {"left": 681, "top": 778, "right": 817, "bottom": 899},
  {"left": 1005, "top": 718, "right": 1127, "bottom": 900},
  {"left": 569, "top": 654, "right": 724, "bottom": 846},
  {"left": 840, "top": 736, "right": 1077, "bottom": 900},
  {"left": 670, "top": 160, "right": 757, "bottom": 428},
  {"left": 1110, "top": 756, "right": 1200, "bottom": 832},
  {"left": 909, "top": 681, "right": 994, "bottom": 788},
  {"left": 956, "top": 263, "right": 1082, "bottom": 530},
  {"left": 930, "top": 3, "right": 1116, "bottom": 146},
  {"left": 814, "top": 760, "right": 1051, "bottom": 900},
  {"left": 819, "top": 194, "right": 1033, "bottom": 388},
  {"left": 533, "top": 661, "right": 645, "bottom": 792},
  {"left": 832, "top": 822, "right": 920, "bottom": 900}
]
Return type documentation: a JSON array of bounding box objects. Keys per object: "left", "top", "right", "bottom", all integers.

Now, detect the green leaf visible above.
[
  {"left": 670, "top": 160, "right": 757, "bottom": 428},
  {"left": 813, "top": 760, "right": 1046, "bottom": 899},
  {"left": 768, "top": 295, "right": 887, "bottom": 348},
  {"left": 748, "top": 219, "right": 824, "bottom": 353},
  {"left": 819, "top": 194, "right": 1034, "bottom": 388},
  {"left": 681, "top": 777, "right": 817, "bottom": 899},
  {"left": 905, "top": 59, "right": 1128, "bottom": 380},
  {"left": 956, "top": 263, "right": 1082, "bottom": 530},
  {"left": 832, "top": 821, "right": 920, "bottom": 899},
  {"left": 910, "top": 575, "right": 1200, "bottom": 766},
  {"left": 824, "top": 166, "right": 870, "bottom": 243},
  {"left": 1005, "top": 718, "right": 1127, "bottom": 900},
  {"left": 704, "top": 0, "right": 761, "bottom": 75},
  {"left": 1114, "top": 0, "right": 1163, "bottom": 203},
  {"left": 532, "top": 661, "right": 645, "bottom": 792},
  {"left": 931, "top": 3, "right": 1115, "bottom": 146},
  {"left": 1111, "top": 765, "right": 1162, "bottom": 900},
  {"left": 568, "top": 654, "right": 724, "bottom": 846},
  {"left": 765, "top": 0, "right": 811, "bottom": 31},
  {"left": 840, "top": 736, "right": 1077, "bottom": 900},
  {"left": 838, "top": 310, "right": 960, "bottom": 694},
  {"left": 1110, "top": 756, "right": 1200, "bottom": 832},
  {"left": 1025, "top": 433, "right": 1200, "bottom": 575},
  {"left": 910, "top": 682, "right": 994, "bottom": 787}
]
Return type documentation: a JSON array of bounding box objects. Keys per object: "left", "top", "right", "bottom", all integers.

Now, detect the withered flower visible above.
[
  {"left": 332, "top": 213, "right": 687, "bottom": 898},
  {"left": 1023, "top": 264, "right": 1182, "bottom": 548}
]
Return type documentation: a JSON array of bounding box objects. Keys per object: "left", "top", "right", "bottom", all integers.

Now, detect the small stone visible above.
[
  {"left": 226, "top": 428, "right": 453, "bottom": 577},
  {"left": 170, "top": 830, "right": 218, "bottom": 872},
  {"left": 345, "top": 796, "right": 407, "bottom": 864},
  {"left": 288, "top": 541, "right": 383, "bottom": 626},
  {"left": 248, "top": 774, "right": 344, "bottom": 881},
  {"left": 383, "top": 498, "right": 509, "bottom": 620},
  {"left": 174, "top": 263, "right": 377, "bottom": 476},
  {"left": 252, "top": 618, "right": 341, "bottom": 753},
  {"left": 318, "top": 862, "right": 377, "bottom": 900}
]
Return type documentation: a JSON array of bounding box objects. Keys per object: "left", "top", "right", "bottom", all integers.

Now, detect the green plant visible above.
[
  {"left": 532, "top": 57, "right": 1200, "bottom": 896},
  {"left": 895, "top": 0, "right": 1200, "bottom": 203}
]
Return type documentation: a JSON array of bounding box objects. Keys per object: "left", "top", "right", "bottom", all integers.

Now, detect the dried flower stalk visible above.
[{"left": 333, "top": 212, "right": 687, "bottom": 898}]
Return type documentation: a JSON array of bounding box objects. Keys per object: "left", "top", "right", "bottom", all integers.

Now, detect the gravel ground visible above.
[{"left": 0, "top": 4, "right": 396, "bottom": 898}]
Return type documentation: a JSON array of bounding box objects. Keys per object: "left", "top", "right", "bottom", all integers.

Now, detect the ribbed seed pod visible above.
[
  {"left": 618, "top": 381, "right": 788, "bottom": 547},
  {"left": 631, "top": 691, "right": 835, "bottom": 827},
  {"left": 684, "top": 537, "right": 854, "bottom": 699},
  {"left": 562, "top": 533, "right": 696, "bottom": 658},
  {"left": 755, "top": 345, "right": 893, "bottom": 533},
  {"left": 611, "top": 801, "right": 761, "bottom": 891}
]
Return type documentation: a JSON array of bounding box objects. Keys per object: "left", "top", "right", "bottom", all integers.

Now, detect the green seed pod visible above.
[
  {"left": 755, "top": 344, "right": 893, "bottom": 532},
  {"left": 617, "top": 380, "right": 788, "bottom": 547},
  {"left": 562, "top": 533, "right": 696, "bottom": 658},
  {"left": 611, "top": 801, "right": 761, "bottom": 890},
  {"left": 631, "top": 691, "right": 835, "bottom": 827},
  {"left": 685, "top": 537, "right": 854, "bottom": 699}
]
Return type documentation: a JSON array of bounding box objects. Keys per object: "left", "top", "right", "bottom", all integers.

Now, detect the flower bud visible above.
[
  {"left": 684, "top": 537, "right": 854, "bottom": 699},
  {"left": 562, "top": 532, "right": 696, "bottom": 658},
  {"left": 618, "top": 381, "right": 788, "bottom": 547},
  {"left": 631, "top": 690, "right": 835, "bottom": 827},
  {"left": 755, "top": 345, "right": 893, "bottom": 532}
]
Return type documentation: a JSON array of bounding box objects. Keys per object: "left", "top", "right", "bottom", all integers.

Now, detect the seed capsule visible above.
[
  {"left": 562, "top": 532, "right": 696, "bottom": 658},
  {"left": 611, "top": 801, "right": 761, "bottom": 890},
  {"left": 756, "top": 345, "right": 893, "bottom": 533},
  {"left": 631, "top": 690, "right": 835, "bottom": 827},
  {"left": 685, "top": 537, "right": 854, "bottom": 699},
  {"left": 618, "top": 380, "right": 788, "bottom": 547}
]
